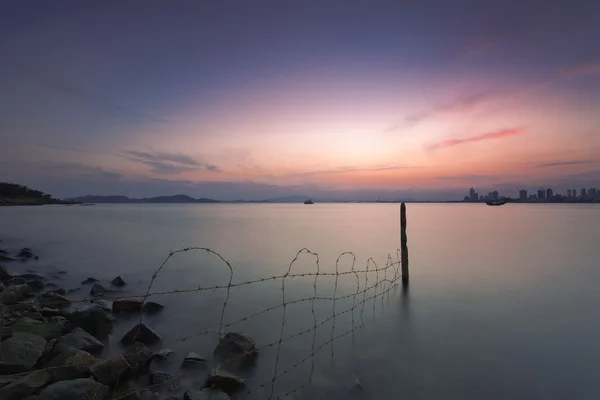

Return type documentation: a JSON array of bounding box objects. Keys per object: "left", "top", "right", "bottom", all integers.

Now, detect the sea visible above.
[{"left": 1, "top": 203, "right": 599, "bottom": 399}]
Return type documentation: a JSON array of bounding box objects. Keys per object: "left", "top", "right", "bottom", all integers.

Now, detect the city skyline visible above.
[
  {"left": 464, "top": 185, "right": 600, "bottom": 202},
  {"left": 1, "top": 1, "right": 599, "bottom": 200}
]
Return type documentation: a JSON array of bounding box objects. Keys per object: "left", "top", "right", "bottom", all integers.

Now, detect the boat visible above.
[
  {"left": 304, "top": 199, "right": 314, "bottom": 204},
  {"left": 486, "top": 199, "right": 507, "bottom": 206}
]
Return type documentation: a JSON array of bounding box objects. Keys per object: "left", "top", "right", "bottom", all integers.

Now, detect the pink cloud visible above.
[{"left": 428, "top": 128, "right": 526, "bottom": 151}]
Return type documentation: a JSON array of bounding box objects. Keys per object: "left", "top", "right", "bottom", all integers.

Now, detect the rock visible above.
[
  {"left": 0, "top": 264, "right": 13, "bottom": 280},
  {"left": 47, "top": 287, "right": 66, "bottom": 295},
  {"left": 65, "top": 304, "right": 113, "bottom": 339},
  {"left": 18, "top": 248, "right": 35, "bottom": 259},
  {"left": 25, "top": 311, "right": 45, "bottom": 321},
  {"left": 213, "top": 332, "right": 258, "bottom": 367},
  {"left": 90, "top": 357, "right": 130, "bottom": 387},
  {"left": 40, "top": 307, "right": 62, "bottom": 317},
  {"left": 44, "top": 346, "right": 96, "bottom": 368},
  {"left": 1, "top": 327, "right": 13, "bottom": 340},
  {"left": 90, "top": 299, "right": 112, "bottom": 312},
  {"left": 90, "top": 283, "right": 105, "bottom": 296},
  {"left": 185, "top": 389, "right": 230, "bottom": 400},
  {"left": 81, "top": 277, "right": 98, "bottom": 285},
  {"left": 36, "top": 378, "right": 109, "bottom": 400},
  {"left": 150, "top": 371, "right": 180, "bottom": 392},
  {"left": 0, "top": 284, "right": 32, "bottom": 304},
  {"left": 0, "top": 254, "right": 16, "bottom": 262},
  {"left": 19, "top": 273, "right": 46, "bottom": 281},
  {"left": 121, "top": 388, "right": 159, "bottom": 400},
  {"left": 57, "top": 328, "right": 104, "bottom": 354},
  {"left": 181, "top": 352, "right": 207, "bottom": 370},
  {"left": 142, "top": 301, "right": 164, "bottom": 315},
  {"left": 0, "top": 332, "right": 46, "bottom": 373},
  {"left": 0, "top": 282, "right": 4, "bottom": 292},
  {"left": 112, "top": 298, "right": 143, "bottom": 314},
  {"left": 152, "top": 348, "right": 175, "bottom": 361},
  {"left": 10, "top": 316, "right": 64, "bottom": 340},
  {"left": 204, "top": 369, "right": 246, "bottom": 394},
  {"left": 123, "top": 342, "right": 154, "bottom": 373},
  {"left": 6, "top": 277, "right": 26, "bottom": 285},
  {"left": 27, "top": 280, "right": 46, "bottom": 292},
  {"left": 120, "top": 323, "right": 162, "bottom": 346},
  {"left": 66, "top": 288, "right": 81, "bottom": 294},
  {"left": 111, "top": 276, "right": 126, "bottom": 287},
  {"left": 35, "top": 292, "right": 70, "bottom": 308}
]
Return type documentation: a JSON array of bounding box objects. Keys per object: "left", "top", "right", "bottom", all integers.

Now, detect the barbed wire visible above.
[{"left": 1, "top": 246, "right": 405, "bottom": 399}]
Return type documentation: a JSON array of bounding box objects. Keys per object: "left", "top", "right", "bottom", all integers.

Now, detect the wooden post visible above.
[{"left": 400, "top": 202, "right": 409, "bottom": 285}]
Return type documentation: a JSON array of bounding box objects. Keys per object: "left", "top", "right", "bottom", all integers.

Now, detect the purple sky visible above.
[{"left": 1, "top": 0, "right": 599, "bottom": 200}]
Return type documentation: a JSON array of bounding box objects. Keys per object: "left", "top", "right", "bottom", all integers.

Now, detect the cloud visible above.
[
  {"left": 381, "top": 122, "right": 400, "bottom": 135},
  {"left": 124, "top": 149, "right": 220, "bottom": 174},
  {"left": 560, "top": 60, "right": 600, "bottom": 78},
  {"left": 404, "top": 91, "right": 496, "bottom": 126},
  {"left": 537, "top": 160, "right": 592, "bottom": 168},
  {"left": 45, "top": 162, "right": 122, "bottom": 180},
  {"left": 428, "top": 128, "right": 525, "bottom": 151}
]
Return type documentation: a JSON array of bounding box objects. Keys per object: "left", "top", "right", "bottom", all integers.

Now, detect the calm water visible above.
[{"left": 1, "top": 203, "right": 599, "bottom": 399}]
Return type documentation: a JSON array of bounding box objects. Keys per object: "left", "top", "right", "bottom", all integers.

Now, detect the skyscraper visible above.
[
  {"left": 519, "top": 189, "right": 527, "bottom": 201},
  {"left": 581, "top": 188, "right": 587, "bottom": 198},
  {"left": 537, "top": 187, "right": 545, "bottom": 200},
  {"left": 546, "top": 188, "right": 553, "bottom": 200},
  {"left": 469, "top": 187, "right": 478, "bottom": 202},
  {"left": 567, "top": 189, "right": 572, "bottom": 198}
]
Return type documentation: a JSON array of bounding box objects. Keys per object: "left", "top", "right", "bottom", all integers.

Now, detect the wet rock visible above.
[
  {"left": 181, "top": 352, "right": 207, "bottom": 370},
  {"left": 0, "top": 282, "right": 4, "bottom": 292},
  {"left": 150, "top": 371, "right": 179, "bottom": 392},
  {"left": 19, "top": 273, "right": 46, "bottom": 281},
  {"left": 25, "top": 311, "right": 45, "bottom": 321},
  {"left": 0, "top": 332, "right": 47, "bottom": 373},
  {"left": 40, "top": 307, "right": 62, "bottom": 317},
  {"left": 81, "top": 277, "right": 98, "bottom": 285},
  {"left": 185, "top": 389, "right": 230, "bottom": 400},
  {"left": 204, "top": 369, "right": 246, "bottom": 394},
  {"left": 90, "top": 357, "right": 130, "bottom": 387},
  {"left": 47, "top": 287, "right": 66, "bottom": 295},
  {"left": 142, "top": 301, "right": 164, "bottom": 315},
  {"left": 44, "top": 345, "right": 96, "bottom": 368},
  {"left": 0, "top": 254, "right": 16, "bottom": 262},
  {"left": 90, "top": 283, "right": 105, "bottom": 296},
  {"left": 91, "top": 298, "right": 112, "bottom": 312},
  {"left": 57, "top": 327, "right": 104, "bottom": 354},
  {"left": 0, "top": 264, "right": 14, "bottom": 280},
  {"left": 66, "top": 288, "right": 81, "bottom": 294},
  {"left": 113, "top": 298, "right": 143, "bottom": 314},
  {"left": 123, "top": 342, "right": 154, "bottom": 373},
  {"left": 213, "top": 332, "right": 258, "bottom": 367},
  {"left": 36, "top": 378, "right": 109, "bottom": 400},
  {"left": 18, "top": 248, "right": 35, "bottom": 259},
  {"left": 120, "top": 323, "right": 162, "bottom": 346},
  {"left": 0, "top": 284, "right": 32, "bottom": 304},
  {"left": 1, "top": 327, "right": 13, "bottom": 340},
  {"left": 11, "top": 316, "right": 64, "bottom": 340},
  {"left": 121, "top": 388, "right": 159, "bottom": 400},
  {"left": 27, "top": 280, "right": 46, "bottom": 292},
  {"left": 6, "top": 277, "right": 26, "bottom": 285},
  {"left": 35, "top": 292, "right": 70, "bottom": 308},
  {"left": 111, "top": 276, "right": 126, "bottom": 287},
  {"left": 64, "top": 304, "right": 113, "bottom": 339},
  {"left": 153, "top": 348, "right": 175, "bottom": 361}
]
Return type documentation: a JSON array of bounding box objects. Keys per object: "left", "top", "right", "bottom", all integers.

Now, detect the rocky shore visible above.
[{"left": 0, "top": 245, "right": 258, "bottom": 400}]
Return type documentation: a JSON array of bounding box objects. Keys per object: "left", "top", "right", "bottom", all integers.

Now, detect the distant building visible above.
[
  {"left": 546, "top": 188, "right": 553, "bottom": 200},
  {"left": 469, "top": 187, "right": 478, "bottom": 202},
  {"left": 567, "top": 189, "right": 572, "bottom": 198},
  {"left": 573, "top": 189, "right": 577, "bottom": 198},
  {"left": 519, "top": 189, "right": 527, "bottom": 200},
  {"left": 581, "top": 188, "right": 586, "bottom": 198},
  {"left": 537, "top": 187, "right": 545, "bottom": 200},
  {"left": 591, "top": 188, "right": 598, "bottom": 200}
]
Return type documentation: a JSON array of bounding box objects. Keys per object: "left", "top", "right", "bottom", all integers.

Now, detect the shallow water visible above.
[{"left": 1, "top": 203, "right": 599, "bottom": 399}]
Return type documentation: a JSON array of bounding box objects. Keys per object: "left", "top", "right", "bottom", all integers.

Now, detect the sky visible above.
[{"left": 1, "top": 0, "right": 599, "bottom": 200}]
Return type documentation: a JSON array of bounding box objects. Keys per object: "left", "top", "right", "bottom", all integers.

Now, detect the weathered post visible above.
[{"left": 400, "top": 202, "right": 409, "bottom": 285}]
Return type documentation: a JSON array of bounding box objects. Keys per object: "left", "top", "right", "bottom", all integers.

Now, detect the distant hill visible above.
[
  {"left": 67, "top": 194, "right": 219, "bottom": 204},
  {"left": 263, "top": 195, "right": 312, "bottom": 203},
  {"left": 0, "top": 182, "right": 76, "bottom": 206}
]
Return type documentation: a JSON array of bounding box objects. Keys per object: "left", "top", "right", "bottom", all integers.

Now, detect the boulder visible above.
[
  {"left": 204, "top": 369, "right": 246, "bottom": 394},
  {"left": 90, "top": 283, "right": 105, "bottom": 296},
  {"left": 120, "top": 323, "right": 162, "bottom": 346},
  {"left": 152, "top": 348, "right": 175, "bottom": 361},
  {"left": 213, "top": 332, "right": 258, "bottom": 367},
  {"left": 111, "top": 276, "right": 126, "bottom": 287},
  {"left": 181, "top": 352, "right": 207, "bottom": 370},
  {"left": 90, "top": 357, "right": 130, "bottom": 387},
  {"left": 123, "top": 342, "right": 154, "bottom": 373},
  {"left": 19, "top": 273, "right": 46, "bottom": 281},
  {"left": 18, "top": 248, "right": 35, "bottom": 259},
  {"left": 10, "top": 316, "right": 64, "bottom": 340},
  {"left": 36, "top": 378, "right": 109, "bottom": 400},
  {"left": 57, "top": 328, "right": 104, "bottom": 354},
  {"left": 81, "top": 277, "right": 98, "bottom": 285},
  {"left": 0, "top": 332, "right": 46, "bottom": 373},
  {"left": 184, "top": 389, "right": 230, "bottom": 400},
  {"left": 6, "top": 277, "right": 26, "bottom": 285},
  {"left": 47, "top": 287, "right": 66, "bottom": 296},
  {"left": 90, "top": 299, "right": 112, "bottom": 312},
  {"left": 112, "top": 298, "right": 143, "bottom": 314},
  {"left": 0, "top": 254, "right": 16, "bottom": 262},
  {"left": 25, "top": 311, "right": 45, "bottom": 321},
  {"left": 150, "top": 371, "right": 180, "bottom": 392},
  {"left": 35, "top": 292, "right": 70, "bottom": 308},
  {"left": 66, "top": 288, "right": 81, "bottom": 294},
  {"left": 40, "top": 307, "right": 62, "bottom": 317},
  {"left": 27, "top": 280, "right": 46, "bottom": 292},
  {"left": 142, "top": 301, "right": 164, "bottom": 315},
  {"left": 43, "top": 346, "right": 96, "bottom": 369},
  {"left": 64, "top": 304, "right": 112, "bottom": 339},
  {"left": 0, "top": 265, "right": 14, "bottom": 280},
  {"left": 0, "top": 284, "right": 32, "bottom": 305}
]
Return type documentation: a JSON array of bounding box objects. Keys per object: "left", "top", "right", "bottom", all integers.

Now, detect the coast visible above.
[{"left": 0, "top": 243, "right": 256, "bottom": 400}]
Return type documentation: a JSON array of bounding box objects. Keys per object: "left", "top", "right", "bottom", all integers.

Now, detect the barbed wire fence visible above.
[{"left": 1, "top": 246, "right": 405, "bottom": 399}]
